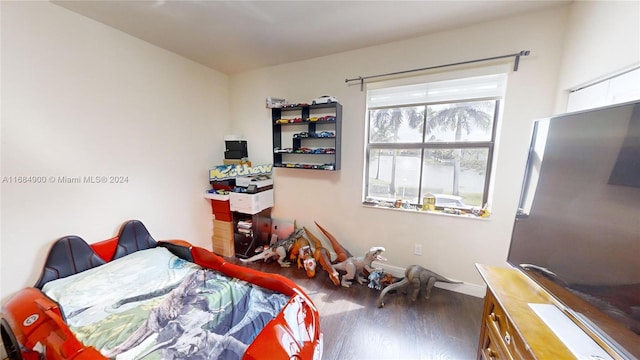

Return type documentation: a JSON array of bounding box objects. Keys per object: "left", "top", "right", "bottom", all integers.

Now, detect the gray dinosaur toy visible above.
[
  {"left": 332, "top": 246, "right": 386, "bottom": 287},
  {"left": 377, "top": 264, "right": 462, "bottom": 308}
]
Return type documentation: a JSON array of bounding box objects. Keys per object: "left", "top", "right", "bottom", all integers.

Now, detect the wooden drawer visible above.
[
  {"left": 212, "top": 235, "right": 234, "bottom": 257},
  {"left": 212, "top": 236, "right": 233, "bottom": 249},
  {"left": 486, "top": 294, "right": 509, "bottom": 341},
  {"left": 213, "top": 220, "right": 233, "bottom": 233},
  {"left": 480, "top": 323, "right": 509, "bottom": 360},
  {"left": 484, "top": 292, "right": 531, "bottom": 359},
  {"left": 212, "top": 244, "right": 234, "bottom": 257},
  {"left": 213, "top": 228, "right": 234, "bottom": 238}
]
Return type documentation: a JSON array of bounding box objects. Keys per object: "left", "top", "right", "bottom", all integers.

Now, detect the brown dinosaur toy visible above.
[
  {"left": 377, "top": 264, "right": 462, "bottom": 308},
  {"left": 314, "top": 221, "right": 351, "bottom": 263},
  {"left": 314, "top": 221, "right": 386, "bottom": 288},
  {"left": 304, "top": 227, "right": 340, "bottom": 286},
  {"left": 289, "top": 236, "right": 316, "bottom": 278}
]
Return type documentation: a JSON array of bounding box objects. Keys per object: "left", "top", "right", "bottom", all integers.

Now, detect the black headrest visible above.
[
  {"left": 34, "top": 236, "right": 106, "bottom": 289},
  {"left": 113, "top": 220, "right": 157, "bottom": 259}
]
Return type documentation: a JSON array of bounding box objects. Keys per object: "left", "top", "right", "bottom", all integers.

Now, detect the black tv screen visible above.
[{"left": 508, "top": 101, "right": 640, "bottom": 358}]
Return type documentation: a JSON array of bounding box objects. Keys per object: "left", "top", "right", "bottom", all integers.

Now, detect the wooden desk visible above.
[{"left": 475, "top": 264, "right": 627, "bottom": 360}]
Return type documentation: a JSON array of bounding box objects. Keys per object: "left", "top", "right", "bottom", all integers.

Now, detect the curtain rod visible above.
[{"left": 345, "top": 50, "right": 530, "bottom": 90}]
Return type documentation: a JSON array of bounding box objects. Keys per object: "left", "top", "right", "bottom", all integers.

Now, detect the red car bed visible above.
[{"left": 1, "top": 220, "right": 322, "bottom": 360}]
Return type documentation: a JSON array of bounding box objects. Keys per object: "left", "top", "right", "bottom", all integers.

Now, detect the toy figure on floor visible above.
[
  {"left": 239, "top": 228, "right": 305, "bottom": 267},
  {"left": 309, "top": 221, "right": 386, "bottom": 288},
  {"left": 304, "top": 226, "right": 341, "bottom": 286},
  {"left": 376, "top": 264, "right": 462, "bottom": 308},
  {"left": 368, "top": 270, "right": 397, "bottom": 291},
  {"left": 289, "top": 236, "right": 317, "bottom": 278}
]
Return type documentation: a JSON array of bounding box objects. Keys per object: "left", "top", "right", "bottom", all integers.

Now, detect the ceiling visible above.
[{"left": 52, "top": 0, "right": 570, "bottom": 74}]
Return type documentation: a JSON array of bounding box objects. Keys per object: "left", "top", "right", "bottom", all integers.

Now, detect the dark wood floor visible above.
[{"left": 232, "top": 258, "right": 484, "bottom": 360}]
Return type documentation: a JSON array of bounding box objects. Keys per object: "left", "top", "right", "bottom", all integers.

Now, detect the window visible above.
[
  {"left": 363, "top": 73, "right": 506, "bottom": 211},
  {"left": 566, "top": 66, "right": 640, "bottom": 112}
]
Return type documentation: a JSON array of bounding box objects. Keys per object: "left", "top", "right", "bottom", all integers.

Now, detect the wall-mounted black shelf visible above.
[{"left": 272, "top": 102, "right": 342, "bottom": 171}]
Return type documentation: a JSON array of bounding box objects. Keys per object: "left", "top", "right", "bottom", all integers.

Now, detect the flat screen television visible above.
[{"left": 508, "top": 100, "right": 640, "bottom": 358}]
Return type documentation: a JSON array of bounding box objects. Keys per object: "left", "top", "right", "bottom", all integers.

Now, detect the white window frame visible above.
[
  {"left": 566, "top": 66, "right": 640, "bottom": 112},
  {"left": 362, "top": 66, "right": 509, "bottom": 212}
]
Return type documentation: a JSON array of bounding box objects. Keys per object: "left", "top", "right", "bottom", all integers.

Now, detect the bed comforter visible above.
[{"left": 42, "top": 247, "right": 289, "bottom": 360}]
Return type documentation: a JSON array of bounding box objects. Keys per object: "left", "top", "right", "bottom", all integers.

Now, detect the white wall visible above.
[
  {"left": 0, "top": 2, "right": 229, "bottom": 303},
  {"left": 556, "top": 0, "right": 640, "bottom": 110},
  {"left": 229, "top": 6, "right": 571, "bottom": 295}
]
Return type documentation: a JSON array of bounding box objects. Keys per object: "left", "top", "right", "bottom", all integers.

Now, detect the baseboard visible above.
[{"left": 373, "top": 261, "right": 486, "bottom": 298}]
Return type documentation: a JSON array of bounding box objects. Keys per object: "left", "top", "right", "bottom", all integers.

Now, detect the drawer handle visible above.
[
  {"left": 504, "top": 331, "right": 511, "bottom": 345},
  {"left": 484, "top": 347, "right": 497, "bottom": 360},
  {"left": 489, "top": 312, "right": 499, "bottom": 322}
]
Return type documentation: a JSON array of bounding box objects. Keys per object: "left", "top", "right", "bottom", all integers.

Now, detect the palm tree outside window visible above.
[{"left": 364, "top": 73, "right": 506, "bottom": 211}]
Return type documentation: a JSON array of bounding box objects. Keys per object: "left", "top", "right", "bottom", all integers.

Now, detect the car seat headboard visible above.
[
  {"left": 113, "top": 220, "right": 157, "bottom": 259},
  {"left": 34, "top": 236, "right": 106, "bottom": 289}
]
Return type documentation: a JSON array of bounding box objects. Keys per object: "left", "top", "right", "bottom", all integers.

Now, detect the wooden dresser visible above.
[{"left": 475, "top": 264, "right": 627, "bottom": 360}]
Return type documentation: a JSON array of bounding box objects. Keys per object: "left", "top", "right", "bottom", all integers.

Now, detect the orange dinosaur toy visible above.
[
  {"left": 304, "top": 226, "right": 341, "bottom": 286},
  {"left": 289, "top": 237, "right": 316, "bottom": 278}
]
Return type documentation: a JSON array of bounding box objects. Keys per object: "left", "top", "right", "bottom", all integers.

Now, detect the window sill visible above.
[{"left": 361, "top": 202, "right": 491, "bottom": 220}]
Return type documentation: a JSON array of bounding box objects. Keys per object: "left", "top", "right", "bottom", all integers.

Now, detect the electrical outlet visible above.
[{"left": 414, "top": 244, "right": 422, "bottom": 256}]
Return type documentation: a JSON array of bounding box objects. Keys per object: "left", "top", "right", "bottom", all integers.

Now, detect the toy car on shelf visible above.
[
  {"left": 315, "top": 131, "right": 335, "bottom": 138},
  {"left": 275, "top": 118, "right": 303, "bottom": 124},
  {"left": 318, "top": 115, "right": 336, "bottom": 122},
  {"left": 285, "top": 103, "right": 308, "bottom": 108},
  {"left": 294, "top": 132, "right": 310, "bottom": 138},
  {"left": 311, "top": 96, "right": 338, "bottom": 105}
]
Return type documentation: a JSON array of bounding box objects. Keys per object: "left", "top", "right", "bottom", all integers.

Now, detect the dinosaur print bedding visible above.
[{"left": 42, "top": 247, "right": 289, "bottom": 360}]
